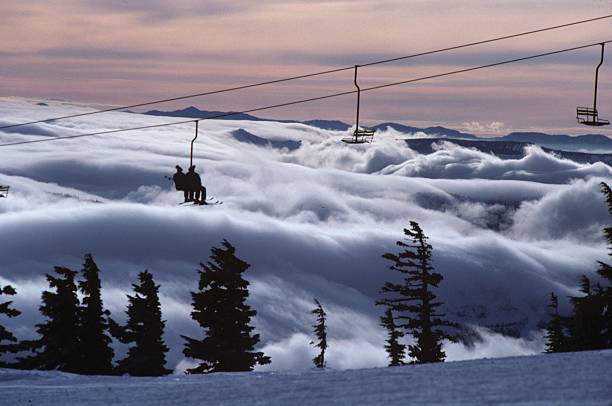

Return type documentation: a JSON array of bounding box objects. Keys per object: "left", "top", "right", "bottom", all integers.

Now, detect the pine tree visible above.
[
  {"left": 567, "top": 276, "right": 606, "bottom": 351},
  {"left": 378, "top": 221, "right": 456, "bottom": 364},
  {"left": 0, "top": 284, "right": 21, "bottom": 367},
  {"left": 78, "top": 254, "right": 114, "bottom": 375},
  {"left": 544, "top": 292, "right": 566, "bottom": 353},
  {"left": 310, "top": 298, "right": 327, "bottom": 368},
  {"left": 21, "top": 267, "right": 81, "bottom": 372},
  {"left": 564, "top": 182, "right": 612, "bottom": 351},
  {"left": 596, "top": 182, "right": 612, "bottom": 347},
  {"left": 111, "top": 270, "right": 171, "bottom": 376},
  {"left": 182, "top": 239, "right": 271, "bottom": 374},
  {"left": 380, "top": 307, "right": 406, "bottom": 366}
]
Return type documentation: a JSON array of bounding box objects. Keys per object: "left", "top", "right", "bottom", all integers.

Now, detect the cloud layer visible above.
[{"left": 0, "top": 99, "right": 609, "bottom": 371}]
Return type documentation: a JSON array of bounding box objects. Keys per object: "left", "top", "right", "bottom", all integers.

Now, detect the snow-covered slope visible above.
[
  {"left": 1, "top": 350, "right": 611, "bottom": 405},
  {"left": 0, "top": 97, "right": 611, "bottom": 371}
]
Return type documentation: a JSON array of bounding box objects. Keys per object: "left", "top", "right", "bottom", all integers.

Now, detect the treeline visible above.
[
  {"left": 0, "top": 223, "right": 458, "bottom": 375},
  {"left": 1, "top": 183, "right": 611, "bottom": 375},
  {"left": 544, "top": 182, "right": 612, "bottom": 354},
  {"left": 0, "top": 240, "right": 270, "bottom": 376},
  {"left": 309, "top": 220, "right": 458, "bottom": 368},
  {"left": 0, "top": 255, "right": 171, "bottom": 375}
]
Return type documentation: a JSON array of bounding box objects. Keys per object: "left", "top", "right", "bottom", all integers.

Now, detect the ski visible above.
[
  {"left": 177, "top": 198, "right": 223, "bottom": 206},
  {"left": 201, "top": 197, "right": 223, "bottom": 205},
  {"left": 205, "top": 197, "right": 223, "bottom": 205}
]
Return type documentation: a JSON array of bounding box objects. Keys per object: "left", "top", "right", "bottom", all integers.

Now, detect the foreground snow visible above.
[{"left": 1, "top": 350, "right": 611, "bottom": 405}]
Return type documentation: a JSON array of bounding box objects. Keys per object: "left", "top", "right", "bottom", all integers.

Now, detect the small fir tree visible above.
[
  {"left": 0, "top": 284, "right": 21, "bottom": 366},
  {"left": 182, "top": 239, "right": 271, "bottom": 373},
  {"left": 78, "top": 254, "right": 114, "bottom": 375},
  {"left": 111, "top": 270, "right": 171, "bottom": 376},
  {"left": 596, "top": 182, "right": 612, "bottom": 347},
  {"left": 561, "top": 182, "right": 612, "bottom": 352},
  {"left": 378, "top": 221, "right": 456, "bottom": 364},
  {"left": 310, "top": 298, "right": 327, "bottom": 368},
  {"left": 380, "top": 307, "right": 406, "bottom": 366},
  {"left": 21, "top": 267, "right": 81, "bottom": 372},
  {"left": 567, "top": 276, "right": 606, "bottom": 351},
  {"left": 544, "top": 292, "right": 566, "bottom": 353}
]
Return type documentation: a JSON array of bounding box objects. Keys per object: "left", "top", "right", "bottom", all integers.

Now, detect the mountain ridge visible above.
[{"left": 144, "top": 106, "right": 612, "bottom": 152}]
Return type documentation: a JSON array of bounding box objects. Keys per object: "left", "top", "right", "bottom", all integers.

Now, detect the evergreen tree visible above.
[
  {"left": 182, "top": 239, "right": 271, "bottom": 373},
  {"left": 110, "top": 270, "right": 171, "bottom": 376},
  {"left": 0, "top": 284, "right": 21, "bottom": 367},
  {"left": 567, "top": 276, "right": 606, "bottom": 351},
  {"left": 78, "top": 254, "right": 114, "bottom": 375},
  {"left": 310, "top": 298, "right": 327, "bottom": 368},
  {"left": 563, "top": 182, "right": 612, "bottom": 351},
  {"left": 380, "top": 307, "right": 406, "bottom": 366},
  {"left": 544, "top": 292, "right": 566, "bottom": 353},
  {"left": 378, "top": 221, "right": 456, "bottom": 364},
  {"left": 596, "top": 182, "right": 612, "bottom": 347},
  {"left": 21, "top": 267, "right": 81, "bottom": 372}
]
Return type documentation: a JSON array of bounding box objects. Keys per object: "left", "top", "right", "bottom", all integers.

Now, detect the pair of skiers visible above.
[{"left": 172, "top": 165, "right": 206, "bottom": 204}]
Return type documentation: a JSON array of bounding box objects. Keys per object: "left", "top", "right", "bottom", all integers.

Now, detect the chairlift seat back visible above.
[
  {"left": 342, "top": 128, "right": 375, "bottom": 144},
  {"left": 576, "top": 106, "right": 610, "bottom": 126}
]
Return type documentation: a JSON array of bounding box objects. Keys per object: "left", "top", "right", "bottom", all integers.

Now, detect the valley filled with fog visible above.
[{"left": 0, "top": 98, "right": 610, "bottom": 372}]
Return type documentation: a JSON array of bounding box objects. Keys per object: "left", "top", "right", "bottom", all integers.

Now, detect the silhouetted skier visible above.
[
  {"left": 186, "top": 165, "right": 206, "bottom": 204},
  {"left": 172, "top": 166, "right": 189, "bottom": 202}
]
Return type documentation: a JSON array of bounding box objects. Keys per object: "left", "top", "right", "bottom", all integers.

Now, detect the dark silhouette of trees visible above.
[
  {"left": 78, "top": 254, "right": 114, "bottom": 375},
  {"left": 596, "top": 182, "right": 612, "bottom": 347},
  {"left": 380, "top": 307, "right": 406, "bottom": 366},
  {"left": 19, "top": 257, "right": 114, "bottom": 374},
  {"left": 378, "top": 221, "right": 456, "bottom": 364},
  {"left": 182, "top": 239, "right": 270, "bottom": 374},
  {"left": 21, "top": 267, "right": 81, "bottom": 372},
  {"left": 111, "top": 270, "right": 171, "bottom": 376},
  {"left": 0, "top": 284, "right": 21, "bottom": 366},
  {"left": 544, "top": 292, "right": 566, "bottom": 353},
  {"left": 310, "top": 298, "right": 327, "bottom": 368},
  {"left": 560, "top": 182, "right": 612, "bottom": 352},
  {"left": 567, "top": 276, "right": 606, "bottom": 351}
]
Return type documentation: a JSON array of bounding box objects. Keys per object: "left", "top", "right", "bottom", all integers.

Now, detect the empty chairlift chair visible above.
[
  {"left": 576, "top": 43, "right": 609, "bottom": 127},
  {"left": 0, "top": 185, "right": 9, "bottom": 198},
  {"left": 342, "top": 65, "right": 376, "bottom": 144}
]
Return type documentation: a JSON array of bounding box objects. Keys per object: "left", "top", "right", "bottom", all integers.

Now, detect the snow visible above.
[
  {"left": 0, "top": 97, "right": 611, "bottom": 371},
  {"left": 1, "top": 350, "right": 611, "bottom": 405}
]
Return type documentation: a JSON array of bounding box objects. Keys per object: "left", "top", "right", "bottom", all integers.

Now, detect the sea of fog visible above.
[{"left": 0, "top": 97, "right": 610, "bottom": 372}]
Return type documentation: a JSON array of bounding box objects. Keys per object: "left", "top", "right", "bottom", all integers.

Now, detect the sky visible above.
[{"left": 1, "top": 0, "right": 612, "bottom": 135}]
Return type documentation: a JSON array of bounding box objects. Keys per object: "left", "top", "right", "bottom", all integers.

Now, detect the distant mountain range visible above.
[
  {"left": 144, "top": 107, "right": 612, "bottom": 153},
  {"left": 146, "top": 106, "right": 262, "bottom": 122}
]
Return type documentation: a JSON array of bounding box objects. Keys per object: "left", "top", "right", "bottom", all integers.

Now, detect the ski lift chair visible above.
[
  {"left": 576, "top": 107, "right": 609, "bottom": 126},
  {"left": 576, "top": 43, "right": 609, "bottom": 127},
  {"left": 342, "top": 128, "right": 375, "bottom": 144},
  {"left": 0, "top": 185, "right": 9, "bottom": 198},
  {"left": 342, "top": 65, "right": 376, "bottom": 144}
]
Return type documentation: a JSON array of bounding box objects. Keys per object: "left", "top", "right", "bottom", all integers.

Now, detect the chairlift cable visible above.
[
  {"left": 1, "top": 14, "right": 611, "bottom": 131},
  {"left": 0, "top": 39, "right": 610, "bottom": 148}
]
